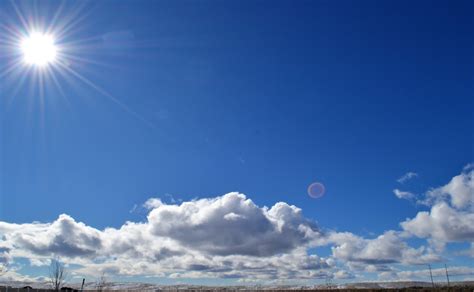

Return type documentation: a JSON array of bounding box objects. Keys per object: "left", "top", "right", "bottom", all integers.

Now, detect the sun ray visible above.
[
  {"left": 45, "top": 66, "right": 69, "bottom": 107},
  {"left": 9, "top": 0, "right": 30, "bottom": 34},
  {"left": 56, "top": 61, "right": 155, "bottom": 128},
  {"left": 59, "top": 52, "right": 120, "bottom": 69},
  {"left": 2, "top": 66, "right": 30, "bottom": 109}
]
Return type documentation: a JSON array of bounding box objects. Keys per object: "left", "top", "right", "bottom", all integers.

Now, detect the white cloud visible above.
[
  {"left": 382, "top": 165, "right": 474, "bottom": 262},
  {"left": 0, "top": 214, "right": 102, "bottom": 259},
  {"left": 401, "top": 202, "right": 474, "bottom": 243},
  {"left": 0, "top": 268, "right": 47, "bottom": 286},
  {"left": 464, "top": 163, "right": 474, "bottom": 171},
  {"left": 143, "top": 198, "right": 163, "bottom": 209},
  {"left": 147, "top": 193, "right": 321, "bottom": 257},
  {"left": 393, "top": 189, "right": 414, "bottom": 200},
  {"left": 328, "top": 231, "right": 439, "bottom": 266},
  {"left": 400, "top": 166, "right": 474, "bottom": 247},
  {"left": 397, "top": 172, "right": 418, "bottom": 184},
  {"left": 377, "top": 266, "right": 474, "bottom": 282},
  {"left": 424, "top": 167, "right": 473, "bottom": 209},
  {"left": 396, "top": 266, "right": 474, "bottom": 281},
  {"left": 0, "top": 169, "right": 472, "bottom": 283},
  {"left": 0, "top": 193, "right": 333, "bottom": 280},
  {"left": 333, "top": 270, "right": 355, "bottom": 279}
]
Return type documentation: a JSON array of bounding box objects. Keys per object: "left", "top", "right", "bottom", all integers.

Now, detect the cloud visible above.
[
  {"left": 464, "top": 163, "right": 474, "bottom": 171},
  {"left": 396, "top": 266, "right": 474, "bottom": 281},
  {"left": 0, "top": 193, "right": 333, "bottom": 280},
  {"left": 424, "top": 166, "right": 473, "bottom": 209},
  {"left": 333, "top": 270, "right": 355, "bottom": 279},
  {"left": 0, "top": 245, "right": 11, "bottom": 265},
  {"left": 0, "top": 268, "right": 47, "bottom": 285},
  {"left": 401, "top": 202, "right": 474, "bottom": 243},
  {"left": 0, "top": 214, "right": 102, "bottom": 259},
  {"left": 393, "top": 189, "right": 414, "bottom": 200},
  {"left": 468, "top": 244, "right": 474, "bottom": 258},
  {"left": 328, "top": 231, "right": 439, "bottom": 266},
  {"left": 147, "top": 193, "right": 321, "bottom": 257},
  {"left": 143, "top": 198, "right": 163, "bottom": 209},
  {"left": 3, "top": 193, "right": 433, "bottom": 281},
  {"left": 0, "top": 171, "right": 471, "bottom": 283},
  {"left": 401, "top": 166, "right": 474, "bottom": 246},
  {"left": 397, "top": 172, "right": 418, "bottom": 184}
]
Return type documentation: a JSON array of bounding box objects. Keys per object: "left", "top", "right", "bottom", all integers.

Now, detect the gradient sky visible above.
[{"left": 0, "top": 0, "right": 473, "bottom": 287}]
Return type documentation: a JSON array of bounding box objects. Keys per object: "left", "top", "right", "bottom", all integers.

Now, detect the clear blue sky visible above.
[{"left": 0, "top": 0, "right": 473, "bottom": 285}]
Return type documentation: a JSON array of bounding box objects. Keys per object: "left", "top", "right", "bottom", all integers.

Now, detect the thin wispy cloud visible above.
[
  {"left": 397, "top": 172, "right": 418, "bottom": 184},
  {"left": 393, "top": 189, "right": 415, "bottom": 200}
]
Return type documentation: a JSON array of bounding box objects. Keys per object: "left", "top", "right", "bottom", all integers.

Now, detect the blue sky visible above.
[{"left": 0, "top": 0, "right": 473, "bottom": 286}]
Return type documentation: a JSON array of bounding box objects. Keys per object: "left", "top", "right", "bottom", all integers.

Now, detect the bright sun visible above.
[{"left": 21, "top": 32, "right": 57, "bottom": 66}]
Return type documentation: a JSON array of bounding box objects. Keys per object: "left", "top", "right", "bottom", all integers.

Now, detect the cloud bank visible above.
[{"left": 0, "top": 166, "right": 472, "bottom": 283}]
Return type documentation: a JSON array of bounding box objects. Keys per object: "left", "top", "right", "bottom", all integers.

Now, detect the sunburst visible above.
[{"left": 0, "top": 1, "right": 152, "bottom": 127}]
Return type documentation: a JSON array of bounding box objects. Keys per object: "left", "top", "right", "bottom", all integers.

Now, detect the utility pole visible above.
[
  {"left": 445, "top": 264, "right": 450, "bottom": 288},
  {"left": 428, "top": 264, "right": 435, "bottom": 288},
  {"left": 80, "top": 278, "right": 85, "bottom": 292}
]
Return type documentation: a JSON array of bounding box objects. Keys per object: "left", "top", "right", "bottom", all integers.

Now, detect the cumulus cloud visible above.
[
  {"left": 0, "top": 214, "right": 102, "bottom": 259},
  {"left": 401, "top": 202, "right": 474, "bottom": 242},
  {"left": 328, "top": 231, "right": 439, "bottom": 266},
  {"left": 0, "top": 193, "right": 332, "bottom": 280},
  {"left": 400, "top": 166, "right": 474, "bottom": 248},
  {"left": 397, "top": 172, "right": 418, "bottom": 184},
  {"left": 147, "top": 193, "right": 320, "bottom": 257},
  {"left": 424, "top": 166, "right": 473, "bottom": 209},
  {"left": 0, "top": 169, "right": 472, "bottom": 283}
]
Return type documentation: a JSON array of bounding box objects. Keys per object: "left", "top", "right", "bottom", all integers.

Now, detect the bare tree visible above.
[
  {"left": 325, "top": 275, "right": 335, "bottom": 290},
  {"left": 96, "top": 272, "right": 108, "bottom": 291},
  {"left": 49, "top": 258, "right": 67, "bottom": 291},
  {"left": 0, "top": 262, "right": 7, "bottom": 277}
]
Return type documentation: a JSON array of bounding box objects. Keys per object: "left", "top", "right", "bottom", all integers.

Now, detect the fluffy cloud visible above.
[
  {"left": 0, "top": 215, "right": 102, "bottom": 259},
  {"left": 424, "top": 166, "right": 473, "bottom": 209},
  {"left": 0, "top": 193, "right": 333, "bottom": 280},
  {"left": 401, "top": 202, "right": 474, "bottom": 242},
  {"left": 147, "top": 193, "right": 320, "bottom": 256},
  {"left": 401, "top": 166, "right": 474, "bottom": 246},
  {"left": 0, "top": 166, "right": 472, "bottom": 283},
  {"left": 329, "top": 231, "right": 439, "bottom": 266}
]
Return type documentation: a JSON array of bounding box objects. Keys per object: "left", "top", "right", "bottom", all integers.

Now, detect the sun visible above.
[
  {"left": 1, "top": 2, "right": 151, "bottom": 127},
  {"left": 20, "top": 32, "right": 57, "bottom": 66}
]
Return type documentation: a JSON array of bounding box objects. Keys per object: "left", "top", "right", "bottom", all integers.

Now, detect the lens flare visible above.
[{"left": 308, "top": 182, "right": 326, "bottom": 199}]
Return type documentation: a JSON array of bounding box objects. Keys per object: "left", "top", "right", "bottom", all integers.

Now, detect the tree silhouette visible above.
[
  {"left": 96, "top": 272, "right": 108, "bottom": 291},
  {"left": 49, "top": 258, "right": 67, "bottom": 291},
  {"left": 0, "top": 263, "right": 6, "bottom": 276}
]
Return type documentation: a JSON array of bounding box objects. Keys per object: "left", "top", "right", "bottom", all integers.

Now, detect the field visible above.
[{"left": 2, "top": 286, "right": 474, "bottom": 292}]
